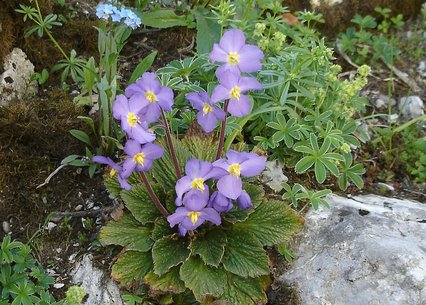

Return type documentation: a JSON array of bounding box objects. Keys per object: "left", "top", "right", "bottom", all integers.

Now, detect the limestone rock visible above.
[
  {"left": 260, "top": 160, "right": 289, "bottom": 192},
  {"left": 399, "top": 96, "right": 424, "bottom": 120},
  {"left": 71, "top": 255, "right": 123, "bottom": 305},
  {"left": 0, "top": 48, "right": 37, "bottom": 106},
  {"left": 279, "top": 194, "right": 426, "bottom": 305},
  {"left": 374, "top": 94, "right": 396, "bottom": 109}
]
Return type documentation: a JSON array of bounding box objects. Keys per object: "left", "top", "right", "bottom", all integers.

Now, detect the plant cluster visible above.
[
  {"left": 338, "top": 7, "right": 404, "bottom": 65},
  {"left": 95, "top": 29, "right": 302, "bottom": 304},
  {"left": 0, "top": 236, "right": 85, "bottom": 305}
]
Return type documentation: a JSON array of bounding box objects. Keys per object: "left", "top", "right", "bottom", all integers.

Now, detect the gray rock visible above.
[
  {"left": 279, "top": 194, "right": 426, "bottom": 305},
  {"left": 374, "top": 94, "right": 396, "bottom": 109},
  {"left": 71, "top": 254, "right": 123, "bottom": 305},
  {"left": 260, "top": 160, "right": 288, "bottom": 192},
  {"left": 399, "top": 96, "right": 424, "bottom": 120},
  {"left": 0, "top": 48, "right": 37, "bottom": 106},
  {"left": 418, "top": 61, "right": 426, "bottom": 78}
]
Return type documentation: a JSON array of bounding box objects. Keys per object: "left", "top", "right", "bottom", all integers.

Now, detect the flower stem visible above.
[
  {"left": 215, "top": 100, "right": 229, "bottom": 160},
  {"left": 34, "top": 0, "right": 70, "bottom": 62},
  {"left": 139, "top": 172, "right": 169, "bottom": 217},
  {"left": 161, "top": 109, "right": 182, "bottom": 178}
]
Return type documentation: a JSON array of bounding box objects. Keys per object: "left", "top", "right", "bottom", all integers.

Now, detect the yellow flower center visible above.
[
  {"left": 230, "top": 86, "right": 241, "bottom": 100},
  {"left": 109, "top": 168, "right": 118, "bottom": 177},
  {"left": 188, "top": 211, "right": 200, "bottom": 225},
  {"left": 191, "top": 178, "right": 205, "bottom": 191},
  {"left": 202, "top": 103, "right": 213, "bottom": 115},
  {"left": 229, "top": 163, "right": 241, "bottom": 176},
  {"left": 127, "top": 112, "right": 139, "bottom": 127},
  {"left": 133, "top": 153, "right": 145, "bottom": 165},
  {"left": 145, "top": 91, "right": 157, "bottom": 103},
  {"left": 227, "top": 52, "right": 239, "bottom": 65}
]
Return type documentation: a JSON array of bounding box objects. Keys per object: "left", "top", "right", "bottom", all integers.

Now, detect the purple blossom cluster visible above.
[
  {"left": 94, "top": 29, "right": 267, "bottom": 236},
  {"left": 188, "top": 29, "right": 264, "bottom": 131},
  {"left": 168, "top": 152, "right": 266, "bottom": 236}
]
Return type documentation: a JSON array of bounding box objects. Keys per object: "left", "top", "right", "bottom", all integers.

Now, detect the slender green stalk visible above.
[
  {"left": 34, "top": 0, "right": 70, "bottom": 62},
  {"left": 140, "top": 172, "right": 170, "bottom": 217},
  {"left": 215, "top": 100, "right": 229, "bottom": 160},
  {"left": 161, "top": 109, "right": 182, "bottom": 178}
]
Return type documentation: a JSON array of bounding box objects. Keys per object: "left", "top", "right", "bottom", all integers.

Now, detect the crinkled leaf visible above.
[
  {"left": 112, "top": 251, "right": 153, "bottom": 287},
  {"left": 223, "top": 184, "right": 264, "bottom": 223},
  {"left": 144, "top": 267, "right": 186, "bottom": 294},
  {"left": 121, "top": 184, "right": 162, "bottom": 224},
  {"left": 180, "top": 256, "right": 226, "bottom": 301},
  {"left": 222, "top": 230, "right": 269, "bottom": 277},
  {"left": 100, "top": 215, "right": 153, "bottom": 251},
  {"left": 218, "top": 274, "right": 269, "bottom": 305},
  {"left": 104, "top": 174, "right": 122, "bottom": 198},
  {"left": 234, "top": 200, "right": 302, "bottom": 246},
  {"left": 151, "top": 217, "right": 174, "bottom": 241},
  {"left": 152, "top": 235, "right": 190, "bottom": 276},
  {"left": 190, "top": 229, "right": 227, "bottom": 267}
]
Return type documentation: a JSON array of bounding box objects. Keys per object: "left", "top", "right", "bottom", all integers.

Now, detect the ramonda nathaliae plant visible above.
[{"left": 95, "top": 29, "right": 302, "bottom": 304}]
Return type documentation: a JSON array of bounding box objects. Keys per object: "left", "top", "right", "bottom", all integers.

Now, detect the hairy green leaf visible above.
[
  {"left": 152, "top": 235, "right": 190, "bottom": 276},
  {"left": 219, "top": 274, "right": 269, "bottom": 305},
  {"left": 190, "top": 229, "right": 227, "bottom": 267},
  {"left": 121, "top": 184, "right": 162, "bottom": 224},
  {"left": 144, "top": 267, "right": 186, "bottom": 294},
  {"left": 222, "top": 230, "right": 269, "bottom": 277},
  {"left": 179, "top": 256, "right": 226, "bottom": 301},
  {"left": 234, "top": 200, "right": 302, "bottom": 246},
  {"left": 100, "top": 215, "right": 153, "bottom": 251},
  {"left": 112, "top": 251, "right": 152, "bottom": 286}
]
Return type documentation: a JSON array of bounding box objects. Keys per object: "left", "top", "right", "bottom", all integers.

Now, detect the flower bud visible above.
[
  {"left": 237, "top": 191, "right": 252, "bottom": 210},
  {"left": 209, "top": 191, "right": 233, "bottom": 213}
]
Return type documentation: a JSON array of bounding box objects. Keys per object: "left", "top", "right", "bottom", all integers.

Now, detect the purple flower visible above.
[
  {"left": 112, "top": 94, "right": 156, "bottom": 144},
  {"left": 186, "top": 91, "right": 225, "bottom": 133},
  {"left": 175, "top": 159, "right": 227, "bottom": 205},
  {"left": 121, "top": 140, "right": 164, "bottom": 178},
  {"left": 210, "top": 29, "right": 264, "bottom": 77},
  {"left": 213, "top": 150, "right": 266, "bottom": 199},
  {"left": 237, "top": 190, "right": 252, "bottom": 210},
  {"left": 167, "top": 192, "right": 221, "bottom": 236},
  {"left": 208, "top": 191, "right": 233, "bottom": 213},
  {"left": 92, "top": 156, "right": 131, "bottom": 190},
  {"left": 125, "top": 72, "right": 174, "bottom": 123},
  {"left": 211, "top": 71, "right": 262, "bottom": 117}
]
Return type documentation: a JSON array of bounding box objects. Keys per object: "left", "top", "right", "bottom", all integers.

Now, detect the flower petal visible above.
[
  {"left": 124, "top": 140, "right": 142, "bottom": 156},
  {"left": 219, "top": 29, "right": 246, "bottom": 53},
  {"left": 240, "top": 155, "right": 266, "bottom": 177},
  {"left": 197, "top": 112, "right": 218, "bottom": 133},
  {"left": 217, "top": 174, "right": 243, "bottom": 199},
  {"left": 121, "top": 158, "right": 136, "bottom": 178},
  {"left": 186, "top": 92, "right": 205, "bottom": 111},
  {"left": 175, "top": 176, "right": 193, "bottom": 202},
  {"left": 167, "top": 207, "right": 189, "bottom": 227},
  {"left": 227, "top": 95, "right": 251, "bottom": 117},
  {"left": 156, "top": 86, "right": 174, "bottom": 112},
  {"left": 238, "top": 76, "right": 262, "bottom": 92},
  {"left": 141, "top": 72, "right": 161, "bottom": 93},
  {"left": 215, "top": 64, "right": 241, "bottom": 79},
  {"left": 183, "top": 189, "right": 209, "bottom": 211},
  {"left": 238, "top": 44, "right": 264, "bottom": 73},
  {"left": 185, "top": 159, "right": 212, "bottom": 179},
  {"left": 92, "top": 156, "right": 120, "bottom": 171},
  {"left": 211, "top": 85, "right": 230, "bottom": 103},
  {"left": 128, "top": 94, "right": 149, "bottom": 114},
  {"left": 112, "top": 94, "right": 130, "bottom": 120},
  {"left": 210, "top": 43, "right": 228, "bottom": 63},
  {"left": 128, "top": 125, "right": 156, "bottom": 144},
  {"left": 237, "top": 191, "right": 252, "bottom": 210},
  {"left": 200, "top": 208, "right": 221, "bottom": 225},
  {"left": 142, "top": 143, "right": 164, "bottom": 160},
  {"left": 118, "top": 175, "right": 132, "bottom": 190}
]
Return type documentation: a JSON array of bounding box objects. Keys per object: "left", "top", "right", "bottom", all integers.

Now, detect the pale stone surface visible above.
[
  {"left": 260, "top": 160, "right": 288, "bottom": 192},
  {"left": 399, "top": 96, "right": 424, "bottom": 120},
  {"left": 71, "top": 255, "right": 123, "bottom": 305},
  {"left": 0, "top": 48, "right": 37, "bottom": 106},
  {"left": 279, "top": 194, "right": 426, "bottom": 305},
  {"left": 311, "top": 0, "right": 343, "bottom": 7}
]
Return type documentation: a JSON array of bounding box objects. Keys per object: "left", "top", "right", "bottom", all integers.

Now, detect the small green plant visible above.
[
  {"left": 338, "top": 8, "right": 403, "bottom": 66},
  {"left": 0, "top": 236, "right": 86, "bottom": 305},
  {"left": 400, "top": 126, "right": 426, "bottom": 183}
]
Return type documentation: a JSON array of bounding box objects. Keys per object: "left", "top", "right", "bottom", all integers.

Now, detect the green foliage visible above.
[
  {"left": 338, "top": 8, "right": 403, "bottom": 66},
  {"left": 0, "top": 236, "right": 84, "bottom": 305},
  {"left": 400, "top": 127, "right": 426, "bottom": 183},
  {"left": 100, "top": 137, "right": 302, "bottom": 305}
]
